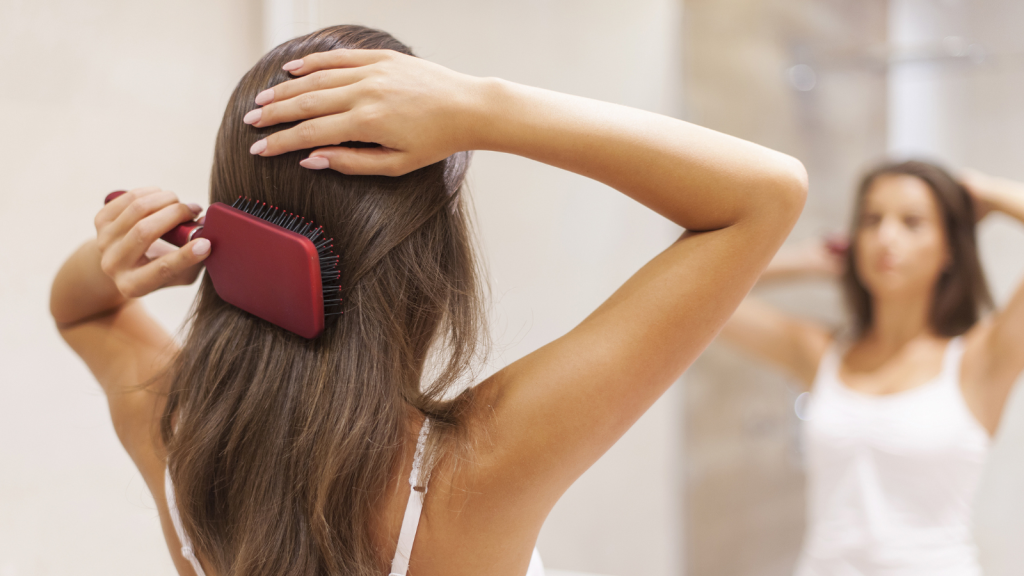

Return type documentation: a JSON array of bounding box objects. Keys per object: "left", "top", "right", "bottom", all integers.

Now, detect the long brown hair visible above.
[
  {"left": 842, "top": 160, "right": 992, "bottom": 337},
  {"left": 161, "top": 25, "right": 485, "bottom": 576}
]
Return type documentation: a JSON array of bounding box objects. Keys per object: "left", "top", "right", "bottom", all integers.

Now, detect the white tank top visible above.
[{"left": 795, "top": 336, "right": 990, "bottom": 576}]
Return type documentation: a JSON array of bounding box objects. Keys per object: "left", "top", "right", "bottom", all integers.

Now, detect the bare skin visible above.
[
  {"left": 719, "top": 171, "right": 1024, "bottom": 439},
  {"left": 51, "top": 49, "right": 807, "bottom": 575}
]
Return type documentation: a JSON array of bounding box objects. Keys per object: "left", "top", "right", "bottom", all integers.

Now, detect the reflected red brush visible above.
[{"left": 105, "top": 191, "right": 341, "bottom": 339}]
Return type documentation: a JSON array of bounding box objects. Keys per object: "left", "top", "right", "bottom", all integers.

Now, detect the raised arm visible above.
[
  {"left": 246, "top": 49, "right": 807, "bottom": 523},
  {"left": 474, "top": 80, "right": 807, "bottom": 516},
  {"left": 50, "top": 188, "right": 212, "bottom": 575},
  {"left": 50, "top": 188, "right": 209, "bottom": 481},
  {"left": 961, "top": 171, "right": 1024, "bottom": 431}
]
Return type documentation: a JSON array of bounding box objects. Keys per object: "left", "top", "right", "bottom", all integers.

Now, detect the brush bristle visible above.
[{"left": 232, "top": 197, "right": 343, "bottom": 316}]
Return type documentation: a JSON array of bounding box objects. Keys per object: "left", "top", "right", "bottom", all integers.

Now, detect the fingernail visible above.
[
  {"left": 192, "top": 238, "right": 211, "bottom": 256},
  {"left": 243, "top": 108, "right": 262, "bottom": 125},
  {"left": 255, "top": 88, "right": 275, "bottom": 105},
  {"left": 250, "top": 139, "right": 267, "bottom": 155},
  {"left": 282, "top": 59, "right": 303, "bottom": 71},
  {"left": 300, "top": 156, "right": 330, "bottom": 170},
  {"left": 187, "top": 202, "right": 202, "bottom": 214}
]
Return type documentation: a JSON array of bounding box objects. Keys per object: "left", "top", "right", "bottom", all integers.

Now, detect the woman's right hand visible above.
[
  {"left": 95, "top": 187, "right": 211, "bottom": 299},
  {"left": 244, "top": 49, "right": 487, "bottom": 176}
]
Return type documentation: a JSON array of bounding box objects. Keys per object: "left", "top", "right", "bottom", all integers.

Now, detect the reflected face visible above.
[{"left": 854, "top": 174, "right": 950, "bottom": 299}]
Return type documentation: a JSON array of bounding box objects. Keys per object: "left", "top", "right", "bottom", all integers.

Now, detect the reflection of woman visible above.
[
  {"left": 720, "top": 161, "right": 1024, "bottom": 575},
  {"left": 49, "top": 26, "right": 806, "bottom": 576}
]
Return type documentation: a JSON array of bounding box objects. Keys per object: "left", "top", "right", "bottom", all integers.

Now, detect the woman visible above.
[
  {"left": 719, "top": 160, "right": 1024, "bottom": 575},
  {"left": 50, "top": 25, "right": 806, "bottom": 576}
]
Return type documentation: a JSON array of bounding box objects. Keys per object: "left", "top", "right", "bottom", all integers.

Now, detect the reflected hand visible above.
[
  {"left": 244, "top": 49, "right": 485, "bottom": 176},
  {"left": 94, "top": 188, "right": 210, "bottom": 298},
  {"left": 960, "top": 169, "right": 1002, "bottom": 222},
  {"left": 814, "top": 234, "right": 848, "bottom": 277}
]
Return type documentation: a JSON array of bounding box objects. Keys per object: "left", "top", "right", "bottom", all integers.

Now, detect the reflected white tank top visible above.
[{"left": 795, "top": 337, "right": 990, "bottom": 576}]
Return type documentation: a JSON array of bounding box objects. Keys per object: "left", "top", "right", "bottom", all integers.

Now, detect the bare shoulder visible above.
[
  {"left": 411, "top": 411, "right": 547, "bottom": 576},
  {"left": 962, "top": 317, "right": 993, "bottom": 367},
  {"left": 440, "top": 378, "right": 527, "bottom": 498},
  {"left": 421, "top": 378, "right": 553, "bottom": 529}
]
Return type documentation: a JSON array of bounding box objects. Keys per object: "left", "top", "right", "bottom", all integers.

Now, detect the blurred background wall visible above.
[
  {"left": 0, "top": 1, "right": 262, "bottom": 575},
  {"left": 682, "top": 2, "right": 888, "bottom": 574},
  {"left": 886, "top": 2, "right": 1024, "bottom": 575},
  {"left": 683, "top": 0, "right": 1024, "bottom": 575}
]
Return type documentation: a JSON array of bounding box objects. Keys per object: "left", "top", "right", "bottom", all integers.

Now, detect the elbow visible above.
[
  {"left": 49, "top": 281, "right": 67, "bottom": 328},
  {"left": 49, "top": 278, "right": 75, "bottom": 330},
  {"left": 49, "top": 277, "right": 83, "bottom": 332},
  {"left": 789, "top": 156, "right": 810, "bottom": 202},
  {"left": 766, "top": 153, "right": 808, "bottom": 228}
]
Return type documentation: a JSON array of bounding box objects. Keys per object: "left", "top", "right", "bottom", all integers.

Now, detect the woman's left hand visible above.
[
  {"left": 243, "top": 49, "right": 487, "bottom": 177},
  {"left": 960, "top": 169, "right": 1002, "bottom": 222}
]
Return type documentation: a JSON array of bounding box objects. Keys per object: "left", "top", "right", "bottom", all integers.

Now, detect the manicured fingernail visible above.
[
  {"left": 243, "top": 108, "right": 262, "bottom": 125},
  {"left": 282, "top": 59, "right": 303, "bottom": 71},
  {"left": 187, "top": 203, "right": 202, "bottom": 214},
  {"left": 192, "top": 238, "right": 211, "bottom": 256},
  {"left": 255, "top": 88, "right": 275, "bottom": 105},
  {"left": 300, "top": 156, "right": 330, "bottom": 170},
  {"left": 250, "top": 139, "right": 267, "bottom": 155}
]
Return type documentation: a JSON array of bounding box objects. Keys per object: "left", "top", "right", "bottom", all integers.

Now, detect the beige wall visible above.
[
  {"left": 683, "top": 1, "right": 1024, "bottom": 575},
  {"left": 682, "top": 1, "right": 889, "bottom": 574},
  {"left": 0, "top": 1, "right": 684, "bottom": 575},
  {"left": 0, "top": 1, "right": 261, "bottom": 574}
]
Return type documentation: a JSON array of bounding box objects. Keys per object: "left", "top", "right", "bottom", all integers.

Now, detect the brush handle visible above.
[{"left": 104, "top": 190, "right": 204, "bottom": 247}]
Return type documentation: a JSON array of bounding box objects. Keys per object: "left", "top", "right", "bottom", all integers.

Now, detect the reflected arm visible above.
[
  {"left": 719, "top": 298, "right": 831, "bottom": 387},
  {"left": 716, "top": 240, "right": 837, "bottom": 387},
  {"left": 963, "top": 172, "right": 1024, "bottom": 427}
]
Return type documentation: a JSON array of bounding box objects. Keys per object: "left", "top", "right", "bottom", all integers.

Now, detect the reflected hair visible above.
[
  {"left": 160, "top": 25, "right": 485, "bottom": 576},
  {"left": 842, "top": 159, "right": 992, "bottom": 337}
]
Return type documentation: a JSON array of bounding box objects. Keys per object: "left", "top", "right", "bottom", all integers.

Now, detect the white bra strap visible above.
[
  {"left": 389, "top": 418, "right": 432, "bottom": 576},
  {"left": 165, "top": 467, "right": 208, "bottom": 576}
]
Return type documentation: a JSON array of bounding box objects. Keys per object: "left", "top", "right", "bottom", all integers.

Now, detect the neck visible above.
[{"left": 865, "top": 290, "right": 936, "bottom": 349}]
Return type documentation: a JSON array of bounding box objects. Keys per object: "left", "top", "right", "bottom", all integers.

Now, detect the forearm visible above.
[
  {"left": 988, "top": 180, "right": 1024, "bottom": 223},
  {"left": 50, "top": 239, "right": 129, "bottom": 327},
  {"left": 469, "top": 78, "right": 807, "bottom": 231},
  {"left": 759, "top": 251, "right": 821, "bottom": 283},
  {"left": 757, "top": 249, "right": 837, "bottom": 284}
]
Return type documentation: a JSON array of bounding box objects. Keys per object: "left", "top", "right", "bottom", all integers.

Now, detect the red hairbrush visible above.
[{"left": 105, "top": 191, "right": 341, "bottom": 339}]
